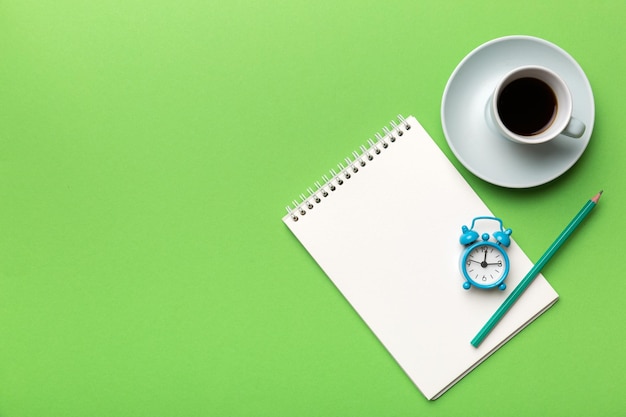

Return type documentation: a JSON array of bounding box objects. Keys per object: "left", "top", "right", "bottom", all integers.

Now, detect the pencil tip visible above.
[{"left": 592, "top": 190, "right": 603, "bottom": 204}]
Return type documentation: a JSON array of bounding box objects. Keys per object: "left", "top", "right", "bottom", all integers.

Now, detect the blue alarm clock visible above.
[{"left": 459, "top": 216, "right": 512, "bottom": 290}]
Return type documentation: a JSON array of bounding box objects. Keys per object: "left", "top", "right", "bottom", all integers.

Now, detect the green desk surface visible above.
[{"left": 1, "top": 1, "right": 624, "bottom": 415}]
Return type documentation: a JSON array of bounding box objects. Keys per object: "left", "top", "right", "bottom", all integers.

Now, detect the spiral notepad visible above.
[{"left": 282, "top": 115, "right": 558, "bottom": 400}]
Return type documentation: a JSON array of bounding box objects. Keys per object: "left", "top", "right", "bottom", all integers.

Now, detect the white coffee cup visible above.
[{"left": 490, "top": 65, "right": 585, "bottom": 144}]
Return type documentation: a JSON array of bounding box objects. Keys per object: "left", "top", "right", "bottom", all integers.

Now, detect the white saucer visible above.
[{"left": 441, "top": 35, "right": 595, "bottom": 188}]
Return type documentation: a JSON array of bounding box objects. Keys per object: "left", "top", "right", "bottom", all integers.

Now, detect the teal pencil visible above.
[{"left": 471, "top": 191, "right": 603, "bottom": 348}]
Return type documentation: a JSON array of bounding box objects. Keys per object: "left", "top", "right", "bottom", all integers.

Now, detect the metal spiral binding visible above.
[{"left": 286, "top": 114, "right": 411, "bottom": 222}]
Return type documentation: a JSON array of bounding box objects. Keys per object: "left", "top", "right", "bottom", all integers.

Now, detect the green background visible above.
[{"left": 1, "top": 0, "right": 624, "bottom": 415}]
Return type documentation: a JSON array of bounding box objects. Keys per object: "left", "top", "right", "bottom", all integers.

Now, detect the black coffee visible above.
[{"left": 497, "top": 77, "right": 557, "bottom": 136}]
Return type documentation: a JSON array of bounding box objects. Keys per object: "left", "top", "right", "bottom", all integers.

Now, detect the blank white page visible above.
[{"left": 282, "top": 116, "right": 558, "bottom": 400}]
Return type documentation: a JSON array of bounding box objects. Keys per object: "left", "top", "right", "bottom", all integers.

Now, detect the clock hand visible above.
[{"left": 480, "top": 249, "right": 490, "bottom": 267}]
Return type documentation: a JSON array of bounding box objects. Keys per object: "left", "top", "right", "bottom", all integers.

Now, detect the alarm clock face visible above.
[{"left": 461, "top": 241, "right": 509, "bottom": 289}]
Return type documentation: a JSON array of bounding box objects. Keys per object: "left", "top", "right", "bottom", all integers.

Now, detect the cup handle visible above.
[{"left": 562, "top": 117, "right": 585, "bottom": 138}]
